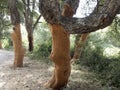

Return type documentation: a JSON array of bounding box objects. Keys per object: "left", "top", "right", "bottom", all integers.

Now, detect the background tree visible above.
[
  {"left": 0, "top": 0, "right": 11, "bottom": 49},
  {"left": 22, "top": 0, "right": 41, "bottom": 51},
  {"left": 71, "top": 33, "right": 89, "bottom": 63},
  {"left": 72, "top": 0, "right": 113, "bottom": 62},
  {"left": 8, "top": 0, "right": 25, "bottom": 67}
]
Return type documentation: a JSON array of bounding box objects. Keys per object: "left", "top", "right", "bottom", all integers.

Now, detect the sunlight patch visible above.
[
  {"left": 0, "top": 72, "right": 5, "bottom": 77},
  {"left": 103, "top": 46, "right": 120, "bottom": 57},
  {"left": 0, "top": 82, "right": 6, "bottom": 88},
  {"left": 48, "top": 66, "right": 54, "bottom": 72}
]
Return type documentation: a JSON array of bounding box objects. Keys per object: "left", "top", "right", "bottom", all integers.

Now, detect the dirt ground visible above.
[{"left": 0, "top": 50, "right": 104, "bottom": 90}]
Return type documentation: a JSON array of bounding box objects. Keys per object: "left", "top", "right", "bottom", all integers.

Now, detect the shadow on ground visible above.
[{"left": 0, "top": 50, "right": 104, "bottom": 90}]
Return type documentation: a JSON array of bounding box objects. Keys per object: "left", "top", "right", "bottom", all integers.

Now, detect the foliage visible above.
[
  {"left": 0, "top": 0, "right": 12, "bottom": 49},
  {"left": 79, "top": 46, "right": 120, "bottom": 88},
  {"left": 74, "top": 27, "right": 120, "bottom": 89},
  {"left": 28, "top": 22, "right": 52, "bottom": 62},
  {"left": 105, "top": 16, "right": 120, "bottom": 47},
  {"left": 0, "top": 13, "right": 12, "bottom": 49},
  {"left": 29, "top": 39, "right": 52, "bottom": 60}
]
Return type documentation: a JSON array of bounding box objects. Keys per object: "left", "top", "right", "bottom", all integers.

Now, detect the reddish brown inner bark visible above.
[
  {"left": 11, "top": 24, "right": 26, "bottom": 67},
  {"left": 0, "top": 41, "right": 2, "bottom": 49},
  {"left": 44, "top": 4, "right": 74, "bottom": 90},
  {"left": 45, "top": 24, "right": 71, "bottom": 89}
]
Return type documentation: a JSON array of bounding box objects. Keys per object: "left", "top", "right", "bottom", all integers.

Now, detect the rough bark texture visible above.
[
  {"left": 71, "top": 33, "right": 89, "bottom": 63},
  {"left": 60, "top": 0, "right": 120, "bottom": 34},
  {"left": 44, "top": 3, "right": 75, "bottom": 90},
  {"left": 39, "top": 0, "right": 120, "bottom": 34},
  {"left": 8, "top": 0, "right": 20, "bottom": 25},
  {"left": 39, "top": 0, "right": 61, "bottom": 24},
  {"left": 8, "top": 0, "right": 25, "bottom": 67},
  {"left": 11, "top": 24, "right": 26, "bottom": 67}
]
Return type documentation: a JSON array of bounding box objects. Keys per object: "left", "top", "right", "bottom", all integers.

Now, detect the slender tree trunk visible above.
[
  {"left": 23, "top": 0, "right": 35, "bottom": 52},
  {"left": 28, "top": 33, "right": 33, "bottom": 51},
  {"left": 71, "top": 33, "right": 89, "bottom": 63},
  {"left": 11, "top": 24, "right": 26, "bottom": 67},
  {"left": 0, "top": 41, "right": 2, "bottom": 49},
  {"left": 44, "top": 4, "right": 74, "bottom": 90}
]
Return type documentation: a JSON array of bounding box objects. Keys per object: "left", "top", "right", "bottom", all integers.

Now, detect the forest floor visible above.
[{"left": 0, "top": 49, "right": 105, "bottom": 90}]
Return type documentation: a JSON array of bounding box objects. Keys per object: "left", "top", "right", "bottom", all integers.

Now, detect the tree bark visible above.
[
  {"left": 71, "top": 33, "right": 89, "bottom": 63},
  {"left": 45, "top": 24, "right": 71, "bottom": 89},
  {"left": 22, "top": 0, "right": 34, "bottom": 51},
  {"left": 39, "top": 0, "right": 120, "bottom": 34},
  {"left": 44, "top": 3, "right": 74, "bottom": 90},
  {"left": 23, "top": 0, "right": 41, "bottom": 51},
  {"left": 11, "top": 24, "right": 26, "bottom": 67},
  {"left": 8, "top": 0, "right": 25, "bottom": 67},
  {"left": 28, "top": 33, "right": 33, "bottom": 51},
  {"left": 0, "top": 41, "right": 2, "bottom": 49}
]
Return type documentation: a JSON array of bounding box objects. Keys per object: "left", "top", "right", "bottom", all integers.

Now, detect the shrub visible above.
[
  {"left": 76, "top": 44, "right": 120, "bottom": 89},
  {"left": 28, "top": 38, "right": 52, "bottom": 61}
]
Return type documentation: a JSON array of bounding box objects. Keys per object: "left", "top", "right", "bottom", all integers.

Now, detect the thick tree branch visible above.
[
  {"left": 60, "top": 0, "right": 120, "bottom": 34},
  {"left": 65, "top": 0, "right": 79, "bottom": 14},
  {"left": 118, "top": 10, "right": 120, "bottom": 14},
  {"left": 39, "top": 0, "right": 120, "bottom": 34},
  {"left": 39, "top": 0, "right": 61, "bottom": 24}
]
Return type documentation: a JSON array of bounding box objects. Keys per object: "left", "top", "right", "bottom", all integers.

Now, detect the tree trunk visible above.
[
  {"left": 8, "top": 0, "right": 26, "bottom": 67},
  {"left": 27, "top": 33, "right": 33, "bottom": 51},
  {"left": 23, "top": 0, "right": 34, "bottom": 52},
  {"left": 11, "top": 24, "right": 26, "bottom": 67},
  {"left": 44, "top": 4, "right": 74, "bottom": 90},
  {"left": 0, "top": 41, "right": 2, "bottom": 49},
  {"left": 45, "top": 24, "right": 71, "bottom": 90},
  {"left": 71, "top": 33, "right": 89, "bottom": 63}
]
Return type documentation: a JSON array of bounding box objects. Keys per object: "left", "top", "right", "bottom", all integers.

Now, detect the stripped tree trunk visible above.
[
  {"left": 44, "top": 4, "right": 74, "bottom": 90},
  {"left": 8, "top": 0, "right": 25, "bottom": 67},
  {"left": 71, "top": 33, "right": 89, "bottom": 63},
  {"left": 0, "top": 41, "right": 2, "bottom": 49},
  {"left": 46, "top": 24, "right": 71, "bottom": 89},
  {"left": 11, "top": 24, "right": 26, "bottom": 67}
]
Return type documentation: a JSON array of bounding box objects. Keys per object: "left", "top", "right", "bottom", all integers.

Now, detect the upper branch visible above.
[
  {"left": 65, "top": 0, "right": 79, "bottom": 14},
  {"left": 39, "top": 0, "right": 61, "bottom": 24},
  {"left": 8, "top": 0, "right": 20, "bottom": 25},
  {"left": 61, "top": 0, "right": 120, "bottom": 34},
  {"left": 39, "top": 0, "right": 120, "bottom": 34}
]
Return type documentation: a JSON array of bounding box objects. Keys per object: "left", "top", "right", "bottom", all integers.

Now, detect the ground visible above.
[{"left": 0, "top": 50, "right": 104, "bottom": 90}]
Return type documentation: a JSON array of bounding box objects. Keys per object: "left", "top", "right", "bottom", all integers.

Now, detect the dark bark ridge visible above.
[
  {"left": 8, "top": 0, "right": 20, "bottom": 25},
  {"left": 65, "top": 0, "right": 79, "bottom": 14},
  {"left": 39, "top": 0, "right": 61, "bottom": 24},
  {"left": 39, "top": 0, "right": 120, "bottom": 34}
]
